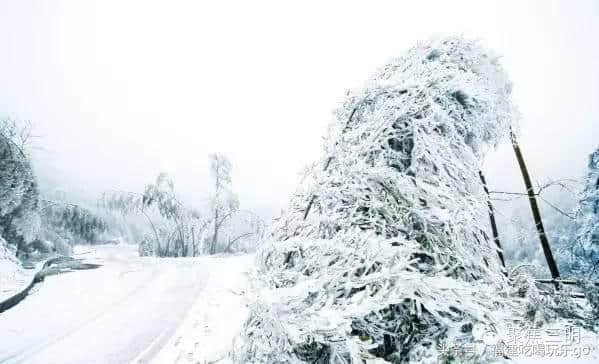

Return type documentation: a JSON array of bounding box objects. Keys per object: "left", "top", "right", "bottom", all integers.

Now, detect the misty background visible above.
[{"left": 0, "top": 0, "right": 598, "bottom": 223}]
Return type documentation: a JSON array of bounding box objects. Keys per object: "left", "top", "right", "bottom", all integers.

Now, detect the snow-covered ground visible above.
[
  {"left": 2, "top": 242, "right": 596, "bottom": 364},
  {"left": 0, "top": 244, "right": 253, "bottom": 364},
  {"left": 0, "top": 244, "right": 36, "bottom": 303},
  {"left": 149, "top": 254, "right": 253, "bottom": 364}
]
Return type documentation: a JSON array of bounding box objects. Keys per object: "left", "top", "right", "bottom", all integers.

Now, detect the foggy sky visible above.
[{"left": 1, "top": 0, "right": 598, "bottom": 219}]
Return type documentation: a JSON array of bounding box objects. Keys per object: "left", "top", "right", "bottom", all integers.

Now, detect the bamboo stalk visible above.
[{"left": 479, "top": 171, "right": 506, "bottom": 273}]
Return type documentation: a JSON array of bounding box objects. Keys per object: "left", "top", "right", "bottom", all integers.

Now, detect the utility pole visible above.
[{"left": 511, "top": 131, "right": 560, "bottom": 279}]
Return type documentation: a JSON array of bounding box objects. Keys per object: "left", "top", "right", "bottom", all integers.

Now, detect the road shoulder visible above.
[{"left": 148, "top": 254, "right": 254, "bottom": 364}]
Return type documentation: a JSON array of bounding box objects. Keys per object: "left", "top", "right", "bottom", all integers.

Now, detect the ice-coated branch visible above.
[{"left": 236, "top": 37, "right": 533, "bottom": 363}]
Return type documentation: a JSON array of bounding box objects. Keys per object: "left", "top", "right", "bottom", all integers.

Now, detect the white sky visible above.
[{"left": 1, "top": 0, "right": 598, "bottom": 218}]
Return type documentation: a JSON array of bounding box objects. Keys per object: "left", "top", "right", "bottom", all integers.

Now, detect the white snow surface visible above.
[
  {"left": 0, "top": 244, "right": 34, "bottom": 303},
  {"left": 0, "top": 243, "right": 254, "bottom": 364},
  {"left": 149, "top": 253, "right": 253, "bottom": 364}
]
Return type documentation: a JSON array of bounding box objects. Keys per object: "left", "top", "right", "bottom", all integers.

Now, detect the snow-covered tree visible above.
[
  {"left": 221, "top": 209, "right": 266, "bottom": 253},
  {"left": 101, "top": 189, "right": 159, "bottom": 253},
  {"left": 101, "top": 162, "right": 263, "bottom": 257},
  {"left": 208, "top": 153, "right": 240, "bottom": 254},
  {"left": 38, "top": 201, "right": 108, "bottom": 247},
  {"left": 101, "top": 173, "right": 209, "bottom": 257},
  {"left": 569, "top": 148, "right": 599, "bottom": 277},
  {"left": 232, "top": 38, "right": 555, "bottom": 363},
  {"left": 0, "top": 119, "right": 40, "bottom": 257},
  {"left": 2, "top": 119, "right": 112, "bottom": 258}
]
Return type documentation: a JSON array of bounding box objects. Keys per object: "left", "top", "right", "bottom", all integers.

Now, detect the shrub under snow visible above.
[{"left": 232, "top": 38, "right": 564, "bottom": 363}]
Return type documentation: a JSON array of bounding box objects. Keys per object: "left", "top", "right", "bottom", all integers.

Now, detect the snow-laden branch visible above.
[{"left": 235, "top": 37, "right": 540, "bottom": 363}]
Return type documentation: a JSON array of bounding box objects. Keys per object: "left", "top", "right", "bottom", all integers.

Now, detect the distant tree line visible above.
[
  {"left": 0, "top": 118, "right": 110, "bottom": 259},
  {"left": 100, "top": 154, "right": 264, "bottom": 257}
]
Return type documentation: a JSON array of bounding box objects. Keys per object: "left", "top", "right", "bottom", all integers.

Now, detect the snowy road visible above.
[{"left": 0, "top": 244, "right": 250, "bottom": 364}]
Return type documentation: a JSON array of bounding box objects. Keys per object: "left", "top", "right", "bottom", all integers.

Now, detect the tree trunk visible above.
[
  {"left": 191, "top": 226, "right": 195, "bottom": 257},
  {"left": 511, "top": 131, "right": 560, "bottom": 279},
  {"left": 211, "top": 210, "right": 219, "bottom": 255},
  {"left": 303, "top": 106, "right": 359, "bottom": 221},
  {"left": 478, "top": 171, "right": 506, "bottom": 274},
  {"left": 142, "top": 209, "right": 161, "bottom": 254}
]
